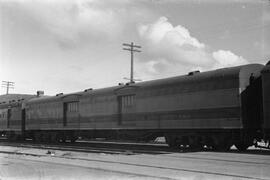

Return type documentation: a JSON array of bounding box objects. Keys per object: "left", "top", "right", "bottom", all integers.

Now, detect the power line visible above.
[
  {"left": 1, "top": 81, "right": 14, "bottom": 95},
  {"left": 122, "top": 42, "right": 142, "bottom": 83}
]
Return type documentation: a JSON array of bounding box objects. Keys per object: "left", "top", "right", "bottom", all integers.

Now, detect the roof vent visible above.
[
  {"left": 37, "top": 90, "right": 44, "bottom": 97},
  {"left": 84, "top": 88, "right": 93, "bottom": 92},
  {"left": 118, "top": 83, "right": 124, "bottom": 86},
  {"left": 56, "top": 93, "right": 63, "bottom": 96},
  {"left": 188, "top": 70, "right": 200, "bottom": 76}
]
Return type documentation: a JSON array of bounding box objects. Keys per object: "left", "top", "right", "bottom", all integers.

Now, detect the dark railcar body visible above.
[
  {"left": 261, "top": 63, "right": 270, "bottom": 140},
  {"left": 0, "top": 95, "right": 36, "bottom": 139},
  {"left": 0, "top": 102, "right": 25, "bottom": 139},
  {"left": 25, "top": 64, "right": 264, "bottom": 150},
  {"left": 0, "top": 106, "right": 8, "bottom": 132}
]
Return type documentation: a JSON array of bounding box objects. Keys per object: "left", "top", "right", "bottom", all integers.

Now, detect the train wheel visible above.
[
  {"left": 32, "top": 134, "right": 37, "bottom": 142},
  {"left": 235, "top": 143, "right": 249, "bottom": 151},
  {"left": 60, "top": 135, "right": 66, "bottom": 143},
  {"left": 7, "top": 134, "right": 13, "bottom": 141},
  {"left": 43, "top": 133, "right": 51, "bottom": 143},
  {"left": 7, "top": 133, "right": 17, "bottom": 141},
  {"left": 189, "top": 136, "right": 204, "bottom": 151},
  {"left": 70, "top": 136, "right": 77, "bottom": 143},
  {"left": 15, "top": 135, "right": 22, "bottom": 141},
  {"left": 213, "top": 143, "right": 231, "bottom": 151},
  {"left": 34, "top": 133, "right": 43, "bottom": 143},
  {"left": 10, "top": 135, "right": 19, "bottom": 141},
  {"left": 212, "top": 136, "right": 231, "bottom": 151},
  {"left": 165, "top": 135, "right": 178, "bottom": 149},
  {"left": 50, "top": 133, "right": 58, "bottom": 143},
  {"left": 39, "top": 133, "right": 45, "bottom": 142}
]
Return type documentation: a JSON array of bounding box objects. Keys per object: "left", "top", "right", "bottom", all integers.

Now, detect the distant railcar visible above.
[
  {"left": 23, "top": 64, "right": 265, "bottom": 151},
  {"left": 0, "top": 101, "right": 25, "bottom": 140},
  {"left": 0, "top": 104, "right": 9, "bottom": 136}
]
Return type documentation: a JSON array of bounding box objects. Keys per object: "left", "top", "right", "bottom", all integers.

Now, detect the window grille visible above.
[
  {"left": 67, "top": 102, "right": 79, "bottom": 112},
  {"left": 121, "top": 95, "right": 135, "bottom": 107}
]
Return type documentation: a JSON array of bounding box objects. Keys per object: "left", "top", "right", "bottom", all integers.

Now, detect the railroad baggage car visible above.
[
  {"left": 0, "top": 101, "right": 25, "bottom": 140},
  {"left": 1, "top": 63, "right": 270, "bottom": 151},
  {"left": 24, "top": 64, "right": 265, "bottom": 150}
]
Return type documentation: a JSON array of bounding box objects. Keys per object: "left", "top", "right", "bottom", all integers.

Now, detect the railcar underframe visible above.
[{"left": 22, "top": 128, "right": 256, "bottom": 151}]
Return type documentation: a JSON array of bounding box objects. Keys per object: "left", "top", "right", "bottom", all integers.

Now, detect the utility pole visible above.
[
  {"left": 122, "top": 42, "right": 141, "bottom": 83},
  {"left": 1, "top": 81, "right": 14, "bottom": 95}
]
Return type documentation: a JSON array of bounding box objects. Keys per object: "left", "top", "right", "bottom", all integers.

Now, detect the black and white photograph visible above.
[{"left": 0, "top": 0, "right": 270, "bottom": 179}]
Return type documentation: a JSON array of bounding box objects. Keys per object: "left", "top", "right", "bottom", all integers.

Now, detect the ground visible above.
[{"left": 0, "top": 145, "right": 269, "bottom": 180}]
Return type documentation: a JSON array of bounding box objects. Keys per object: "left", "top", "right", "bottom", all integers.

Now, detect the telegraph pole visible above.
[
  {"left": 1, "top": 81, "right": 14, "bottom": 94},
  {"left": 122, "top": 42, "right": 141, "bottom": 83}
]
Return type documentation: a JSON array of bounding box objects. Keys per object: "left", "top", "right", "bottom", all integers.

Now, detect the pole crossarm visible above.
[
  {"left": 122, "top": 43, "right": 141, "bottom": 48},
  {"left": 2, "top": 81, "right": 14, "bottom": 84},
  {"left": 122, "top": 42, "right": 142, "bottom": 83},
  {"left": 1, "top": 81, "right": 15, "bottom": 95},
  {"left": 123, "top": 48, "right": 132, "bottom": 51}
]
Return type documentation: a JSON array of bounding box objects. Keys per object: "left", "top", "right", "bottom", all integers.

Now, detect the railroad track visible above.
[
  {"left": 1, "top": 142, "right": 269, "bottom": 180},
  {"left": 0, "top": 140, "right": 174, "bottom": 155},
  {"left": 1, "top": 139, "right": 270, "bottom": 165}
]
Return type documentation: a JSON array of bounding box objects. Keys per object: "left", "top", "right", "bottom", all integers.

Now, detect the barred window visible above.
[
  {"left": 121, "top": 95, "right": 135, "bottom": 107},
  {"left": 67, "top": 102, "right": 79, "bottom": 112}
]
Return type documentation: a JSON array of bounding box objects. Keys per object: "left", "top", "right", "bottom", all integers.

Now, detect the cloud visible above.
[
  {"left": 139, "top": 17, "right": 204, "bottom": 48},
  {"left": 5, "top": 0, "right": 156, "bottom": 51},
  {"left": 212, "top": 50, "right": 248, "bottom": 68},
  {"left": 144, "top": 59, "right": 169, "bottom": 74},
  {"left": 5, "top": 1, "right": 125, "bottom": 50},
  {"left": 1, "top": 1, "right": 250, "bottom": 81},
  {"left": 263, "top": 10, "right": 270, "bottom": 23},
  {"left": 137, "top": 16, "right": 248, "bottom": 77}
]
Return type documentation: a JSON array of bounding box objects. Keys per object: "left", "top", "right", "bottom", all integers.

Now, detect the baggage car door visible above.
[
  {"left": 118, "top": 94, "right": 136, "bottom": 125},
  {"left": 62, "top": 95, "right": 81, "bottom": 129},
  {"left": 63, "top": 101, "right": 80, "bottom": 128},
  {"left": 115, "top": 85, "right": 139, "bottom": 126}
]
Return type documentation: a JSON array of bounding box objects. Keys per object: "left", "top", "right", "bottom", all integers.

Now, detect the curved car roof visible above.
[
  {"left": 27, "top": 63, "right": 264, "bottom": 104},
  {"left": 262, "top": 63, "right": 270, "bottom": 73}
]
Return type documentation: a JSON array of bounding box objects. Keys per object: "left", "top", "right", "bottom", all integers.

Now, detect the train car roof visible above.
[
  {"left": 262, "top": 61, "right": 270, "bottom": 73},
  {"left": 0, "top": 94, "right": 37, "bottom": 108},
  {"left": 0, "top": 94, "right": 36, "bottom": 105},
  {"left": 27, "top": 63, "right": 264, "bottom": 104}
]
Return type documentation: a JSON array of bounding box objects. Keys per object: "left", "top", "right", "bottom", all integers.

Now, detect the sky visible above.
[{"left": 0, "top": 0, "right": 269, "bottom": 95}]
